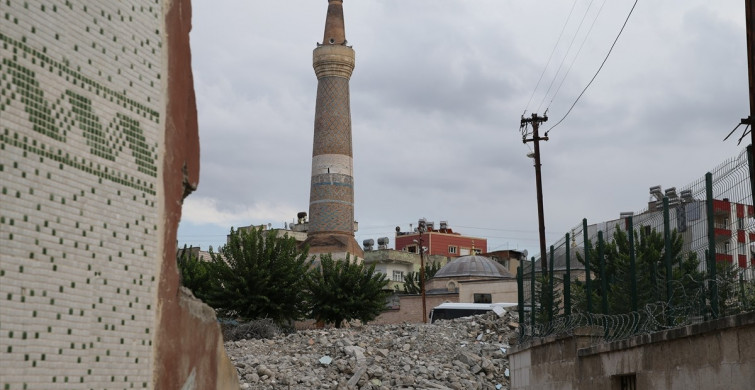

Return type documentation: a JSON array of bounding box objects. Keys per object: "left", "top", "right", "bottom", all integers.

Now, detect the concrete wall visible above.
[
  {"left": 458, "top": 279, "right": 518, "bottom": 303},
  {"left": 509, "top": 312, "right": 755, "bottom": 390},
  {"left": 0, "top": 1, "right": 237, "bottom": 388},
  {"left": 372, "top": 293, "right": 457, "bottom": 324}
]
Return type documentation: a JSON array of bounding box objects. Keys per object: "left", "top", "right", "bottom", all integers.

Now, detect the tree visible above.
[
  {"left": 716, "top": 261, "right": 743, "bottom": 317},
  {"left": 534, "top": 274, "right": 563, "bottom": 325},
  {"left": 402, "top": 261, "right": 443, "bottom": 294},
  {"left": 202, "top": 227, "right": 312, "bottom": 324},
  {"left": 306, "top": 254, "right": 390, "bottom": 328},
  {"left": 176, "top": 245, "right": 212, "bottom": 299},
  {"left": 573, "top": 224, "right": 702, "bottom": 315}
]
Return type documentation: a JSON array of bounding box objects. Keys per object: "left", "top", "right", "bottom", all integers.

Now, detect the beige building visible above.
[
  {"left": 427, "top": 254, "right": 518, "bottom": 303},
  {"left": 363, "top": 248, "right": 451, "bottom": 291},
  {"left": 374, "top": 253, "right": 519, "bottom": 324}
]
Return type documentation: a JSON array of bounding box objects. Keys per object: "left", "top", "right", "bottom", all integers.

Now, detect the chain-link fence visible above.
[{"left": 517, "top": 147, "right": 755, "bottom": 345}]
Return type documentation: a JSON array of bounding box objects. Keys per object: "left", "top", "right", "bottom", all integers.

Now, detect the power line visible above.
[
  {"left": 547, "top": 0, "right": 608, "bottom": 112},
  {"left": 522, "top": 0, "right": 580, "bottom": 115},
  {"left": 546, "top": 0, "right": 640, "bottom": 136},
  {"left": 536, "top": 0, "right": 597, "bottom": 113},
  {"left": 453, "top": 225, "right": 562, "bottom": 234}
]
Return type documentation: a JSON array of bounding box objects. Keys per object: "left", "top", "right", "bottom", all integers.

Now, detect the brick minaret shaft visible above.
[{"left": 306, "top": 0, "right": 363, "bottom": 259}]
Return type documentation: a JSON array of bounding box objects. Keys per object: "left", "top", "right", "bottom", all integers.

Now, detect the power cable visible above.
[
  {"left": 522, "top": 0, "right": 580, "bottom": 116},
  {"left": 536, "top": 0, "right": 597, "bottom": 113},
  {"left": 546, "top": 0, "right": 640, "bottom": 136},
  {"left": 547, "top": 0, "right": 608, "bottom": 111}
]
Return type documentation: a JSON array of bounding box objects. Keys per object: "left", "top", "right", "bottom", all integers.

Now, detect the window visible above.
[
  {"left": 474, "top": 248, "right": 482, "bottom": 255},
  {"left": 448, "top": 246, "right": 457, "bottom": 254},
  {"left": 615, "top": 374, "right": 636, "bottom": 390},
  {"left": 392, "top": 270, "right": 404, "bottom": 282},
  {"left": 406, "top": 245, "right": 417, "bottom": 253},
  {"left": 473, "top": 293, "right": 492, "bottom": 303}
]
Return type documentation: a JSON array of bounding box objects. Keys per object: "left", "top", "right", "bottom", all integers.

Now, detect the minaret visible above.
[{"left": 305, "top": 0, "right": 364, "bottom": 260}]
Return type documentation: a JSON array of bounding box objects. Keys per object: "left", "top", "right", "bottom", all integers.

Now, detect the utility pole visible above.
[
  {"left": 521, "top": 113, "right": 549, "bottom": 275},
  {"left": 417, "top": 219, "right": 428, "bottom": 323},
  {"left": 743, "top": 1, "right": 755, "bottom": 207},
  {"left": 747, "top": 0, "right": 755, "bottom": 147}
]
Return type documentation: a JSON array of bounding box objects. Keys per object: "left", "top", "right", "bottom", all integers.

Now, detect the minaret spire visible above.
[
  {"left": 322, "top": 0, "right": 346, "bottom": 45},
  {"left": 305, "top": 0, "right": 363, "bottom": 260}
]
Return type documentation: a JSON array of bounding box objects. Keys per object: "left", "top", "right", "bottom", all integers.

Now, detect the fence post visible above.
[
  {"left": 663, "top": 196, "right": 673, "bottom": 326},
  {"left": 549, "top": 245, "right": 555, "bottom": 322},
  {"left": 583, "top": 219, "right": 593, "bottom": 313},
  {"left": 531, "top": 256, "right": 536, "bottom": 332},
  {"left": 706, "top": 172, "right": 719, "bottom": 318},
  {"left": 598, "top": 231, "right": 608, "bottom": 314},
  {"left": 517, "top": 266, "right": 524, "bottom": 337},
  {"left": 628, "top": 215, "right": 638, "bottom": 312},
  {"left": 564, "top": 233, "right": 571, "bottom": 316},
  {"left": 748, "top": 145, "right": 755, "bottom": 208}
]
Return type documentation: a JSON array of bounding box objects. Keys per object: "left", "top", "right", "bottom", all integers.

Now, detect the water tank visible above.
[{"left": 377, "top": 237, "right": 389, "bottom": 246}]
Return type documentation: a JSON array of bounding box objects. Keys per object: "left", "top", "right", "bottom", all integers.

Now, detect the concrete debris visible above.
[{"left": 225, "top": 310, "right": 519, "bottom": 389}]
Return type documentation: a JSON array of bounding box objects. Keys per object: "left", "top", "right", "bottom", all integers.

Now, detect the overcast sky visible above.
[{"left": 177, "top": 0, "right": 749, "bottom": 256}]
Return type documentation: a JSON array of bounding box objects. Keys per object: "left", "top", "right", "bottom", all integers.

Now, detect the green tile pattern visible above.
[{"left": 1, "top": 1, "right": 163, "bottom": 388}]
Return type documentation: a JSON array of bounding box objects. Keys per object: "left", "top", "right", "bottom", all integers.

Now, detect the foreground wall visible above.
[
  {"left": 0, "top": 0, "right": 237, "bottom": 388},
  {"left": 509, "top": 312, "right": 755, "bottom": 390}
]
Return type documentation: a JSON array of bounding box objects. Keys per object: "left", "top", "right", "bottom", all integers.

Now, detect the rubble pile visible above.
[{"left": 224, "top": 311, "right": 520, "bottom": 389}]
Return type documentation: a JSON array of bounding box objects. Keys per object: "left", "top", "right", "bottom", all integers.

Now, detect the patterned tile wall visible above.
[
  {"left": 309, "top": 173, "right": 354, "bottom": 233},
  {"left": 310, "top": 73, "right": 355, "bottom": 235},
  {"left": 0, "top": 1, "right": 162, "bottom": 388},
  {"left": 312, "top": 77, "right": 352, "bottom": 157}
]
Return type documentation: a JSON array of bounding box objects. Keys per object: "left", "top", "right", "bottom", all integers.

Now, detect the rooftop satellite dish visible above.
[{"left": 522, "top": 249, "right": 528, "bottom": 259}]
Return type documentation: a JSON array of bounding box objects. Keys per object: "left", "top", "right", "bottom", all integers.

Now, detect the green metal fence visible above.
[{"left": 518, "top": 147, "right": 755, "bottom": 344}]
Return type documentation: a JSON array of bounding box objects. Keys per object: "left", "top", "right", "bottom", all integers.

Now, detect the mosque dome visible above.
[{"left": 434, "top": 254, "right": 513, "bottom": 279}]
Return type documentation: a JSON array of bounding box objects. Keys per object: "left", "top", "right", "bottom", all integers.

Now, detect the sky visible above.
[{"left": 177, "top": 0, "right": 750, "bottom": 256}]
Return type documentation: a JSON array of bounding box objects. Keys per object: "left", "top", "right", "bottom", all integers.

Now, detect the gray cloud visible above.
[{"left": 180, "top": 0, "right": 749, "bottom": 255}]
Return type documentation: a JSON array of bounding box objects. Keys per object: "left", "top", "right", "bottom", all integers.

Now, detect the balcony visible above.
[
  {"left": 713, "top": 199, "right": 731, "bottom": 217},
  {"left": 715, "top": 253, "right": 733, "bottom": 263},
  {"left": 714, "top": 227, "right": 731, "bottom": 242}
]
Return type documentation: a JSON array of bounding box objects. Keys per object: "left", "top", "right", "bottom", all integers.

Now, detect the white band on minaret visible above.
[{"left": 312, "top": 154, "right": 353, "bottom": 176}]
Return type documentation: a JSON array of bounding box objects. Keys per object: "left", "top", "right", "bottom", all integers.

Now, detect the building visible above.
[
  {"left": 482, "top": 249, "right": 527, "bottom": 276},
  {"left": 395, "top": 219, "right": 488, "bottom": 257},
  {"left": 541, "top": 185, "right": 755, "bottom": 280},
  {"left": 362, "top": 241, "right": 452, "bottom": 291},
  {"left": 426, "top": 254, "right": 518, "bottom": 303},
  {"left": 236, "top": 222, "right": 308, "bottom": 245},
  {"left": 177, "top": 246, "right": 213, "bottom": 262},
  {"left": 304, "top": 0, "right": 363, "bottom": 261},
  {"left": 373, "top": 252, "right": 518, "bottom": 324}
]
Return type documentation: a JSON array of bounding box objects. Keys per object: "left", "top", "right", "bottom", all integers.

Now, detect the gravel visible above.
[{"left": 224, "top": 310, "right": 519, "bottom": 389}]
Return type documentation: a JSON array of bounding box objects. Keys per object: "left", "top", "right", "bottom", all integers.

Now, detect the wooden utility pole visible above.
[
  {"left": 417, "top": 219, "right": 428, "bottom": 323},
  {"left": 521, "top": 113, "right": 549, "bottom": 275},
  {"left": 744, "top": 1, "right": 755, "bottom": 206},
  {"left": 747, "top": 1, "right": 755, "bottom": 146}
]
